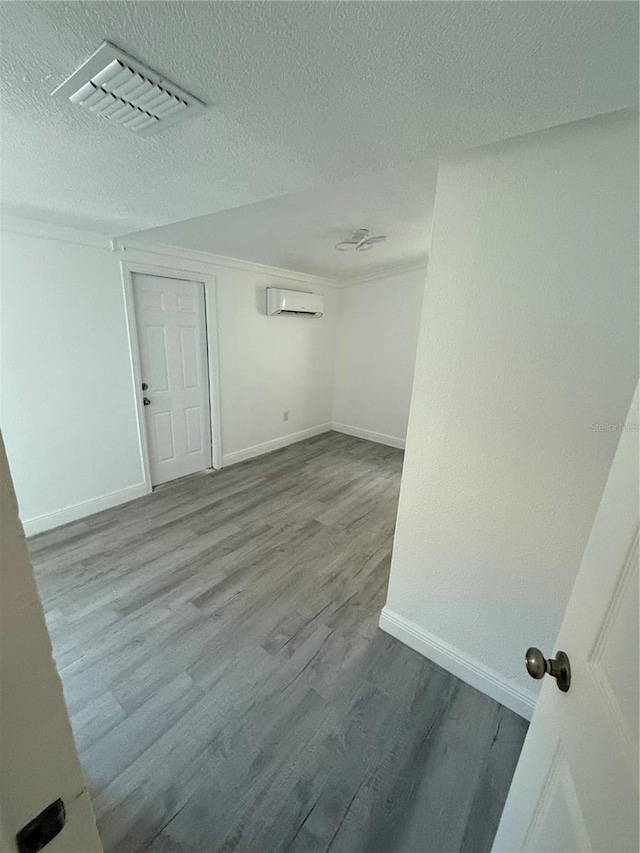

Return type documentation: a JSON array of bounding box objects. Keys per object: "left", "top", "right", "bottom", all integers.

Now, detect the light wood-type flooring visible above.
[{"left": 29, "top": 432, "right": 528, "bottom": 853}]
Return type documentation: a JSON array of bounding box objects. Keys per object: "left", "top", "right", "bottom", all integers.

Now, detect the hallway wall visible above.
[{"left": 382, "top": 110, "right": 639, "bottom": 718}]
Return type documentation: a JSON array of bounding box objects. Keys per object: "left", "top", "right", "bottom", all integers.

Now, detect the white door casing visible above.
[
  {"left": 133, "top": 273, "right": 212, "bottom": 486},
  {"left": 493, "top": 386, "right": 639, "bottom": 853}
]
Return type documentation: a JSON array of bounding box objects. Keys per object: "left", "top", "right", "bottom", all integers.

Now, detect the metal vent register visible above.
[{"left": 51, "top": 41, "right": 205, "bottom": 135}]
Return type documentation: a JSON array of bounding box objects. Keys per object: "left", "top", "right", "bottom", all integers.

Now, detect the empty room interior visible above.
[{"left": 0, "top": 3, "right": 638, "bottom": 853}]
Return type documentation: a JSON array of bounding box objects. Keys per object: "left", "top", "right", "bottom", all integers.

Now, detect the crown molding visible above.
[
  {"left": 340, "top": 257, "right": 429, "bottom": 288},
  {"left": 0, "top": 215, "right": 426, "bottom": 292},
  {"left": 0, "top": 215, "right": 112, "bottom": 250},
  {"left": 113, "top": 237, "right": 340, "bottom": 289}
]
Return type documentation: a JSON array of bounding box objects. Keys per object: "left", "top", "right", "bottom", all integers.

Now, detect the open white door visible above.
[{"left": 493, "top": 386, "right": 639, "bottom": 853}]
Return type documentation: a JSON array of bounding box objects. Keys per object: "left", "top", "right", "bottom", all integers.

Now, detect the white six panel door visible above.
[
  {"left": 493, "top": 386, "right": 639, "bottom": 853},
  {"left": 133, "top": 273, "right": 212, "bottom": 486}
]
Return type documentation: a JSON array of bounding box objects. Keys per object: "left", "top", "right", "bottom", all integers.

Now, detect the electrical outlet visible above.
[{"left": 283, "top": 411, "right": 289, "bottom": 422}]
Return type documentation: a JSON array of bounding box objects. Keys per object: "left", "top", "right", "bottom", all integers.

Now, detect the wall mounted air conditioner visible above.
[{"left": 266, "top": 288, "right": 323, "bottom": 318}]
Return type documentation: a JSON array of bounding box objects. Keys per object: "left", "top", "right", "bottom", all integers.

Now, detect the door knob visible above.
[
  {"left": 525, "top": 647, "right": 571, "bottom": 692},
  {"left": 143, "top": 397, "right": 151, "bottom": 406}
]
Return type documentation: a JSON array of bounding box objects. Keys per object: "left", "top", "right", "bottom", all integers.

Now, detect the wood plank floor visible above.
[{"left": 29, "top": 432, "right": 528, "bottom": 853}]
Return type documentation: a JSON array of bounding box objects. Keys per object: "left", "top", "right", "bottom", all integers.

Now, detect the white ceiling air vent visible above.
[{"left": 51, "top": 41, "right": 205, "bottom": 135}]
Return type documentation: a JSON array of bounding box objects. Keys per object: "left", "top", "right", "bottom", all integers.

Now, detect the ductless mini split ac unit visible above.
[{"left": 266, "top": 288, "right": 324, "bottom": 318}]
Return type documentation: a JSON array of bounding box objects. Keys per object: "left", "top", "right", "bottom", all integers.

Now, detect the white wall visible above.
[
  {"left": 381, "top": 111, "right": 639, "bottom": 719},
  {"left": 0, "top": 433, "right": 102, "bottom": 852},
  {"left": 332, "top": 267, "right": 426, "bottom": 447},
  {"left": 215, "top": 269, "right": 337, "bottom": 464},
  {"left": 0, "top": 230, "right": 146, "bottom": 532},
  {"left": 0, "top": 227, "right": 338, "bottom": 533}
]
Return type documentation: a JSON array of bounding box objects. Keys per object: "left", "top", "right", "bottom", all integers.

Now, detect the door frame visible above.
[{"left": 120, "top": 260, "right": 223, "bottom": 492}]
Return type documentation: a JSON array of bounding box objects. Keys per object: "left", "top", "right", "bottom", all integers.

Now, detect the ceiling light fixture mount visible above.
[
  {"left": 334, "top": 228, "right": 387, "bottom": 252},
  {"left": 51, "top": 41, "right": 205, "bottom": 135}
]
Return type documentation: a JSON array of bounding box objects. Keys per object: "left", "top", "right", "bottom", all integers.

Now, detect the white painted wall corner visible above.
[
  {"left": 331, "top": 422, "right": 406, "bottom": 450},
  {"left": 379, "top": 606, "right": 536, "bottom": 720}
]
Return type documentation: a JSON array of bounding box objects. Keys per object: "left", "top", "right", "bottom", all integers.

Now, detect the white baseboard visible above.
[
  {"left": 222, "top": 423, "right": 333, "bottom": 467},
  {"left": 331, "top": 422, "right": 406, "bottom": 450},
  {"left": 22, "top": 483, "right": 150, "bottom": 537},
  {"left": 379, "top": 606, "right": 536, "bottom": 720}
]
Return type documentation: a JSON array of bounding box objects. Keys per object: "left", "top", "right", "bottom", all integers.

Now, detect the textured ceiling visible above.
[
  {"left": 0, "top": 1, "right": 638, "bottom": 240},
  {"left": 128, "top": 158, "right": 439, "bottom": 280}
]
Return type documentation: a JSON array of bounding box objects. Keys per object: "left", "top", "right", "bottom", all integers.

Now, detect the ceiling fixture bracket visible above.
[
  {"left": 334, "top": 228, "right": 387, "bottom": 252},
  {"left": 51, "top": 41, "right": 205, "bottom": 135}
]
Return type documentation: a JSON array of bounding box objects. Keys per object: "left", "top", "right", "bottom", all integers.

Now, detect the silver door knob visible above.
[{"left": 525, "top": 647, "right": 571, "bottom": 692}]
